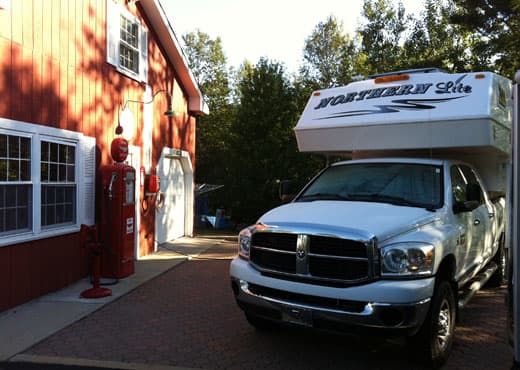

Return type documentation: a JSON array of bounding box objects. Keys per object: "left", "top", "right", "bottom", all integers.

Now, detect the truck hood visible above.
[{"left": 258, "top": 201, "right": 439, "bottom": 242}]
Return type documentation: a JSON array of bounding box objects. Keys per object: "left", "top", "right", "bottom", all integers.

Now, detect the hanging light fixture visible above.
[{"left": 117, "top": 89, "right": 178, "bottom": 136}]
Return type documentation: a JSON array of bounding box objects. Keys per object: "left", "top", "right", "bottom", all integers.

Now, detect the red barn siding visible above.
[
  {"left": 0, "top": 246, "right": 11, "bottom": 311},
  {"left": 10, "top": 242, "right": 34, "bottom": 307},
  {"left": 0, "top": 0, "right": 197, "bottom": 311},
  {"left": 5, "top": 235, "right": 87, "bottom": 308}
]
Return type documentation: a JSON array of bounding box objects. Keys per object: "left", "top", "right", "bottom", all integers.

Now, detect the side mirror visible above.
[
  {"left": 453, "top": 200, "right": 480, "bottom": 214},
  {"left": 279, "top": 180, "right": 295, "bottom": 203},
  {"left": 466, "top": 183, "right": 482, "bottom": 202}
]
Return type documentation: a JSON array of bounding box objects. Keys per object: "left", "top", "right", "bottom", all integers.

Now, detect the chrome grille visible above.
[{"left": 250, "top": 232, "right": 374, "bottom": 285}]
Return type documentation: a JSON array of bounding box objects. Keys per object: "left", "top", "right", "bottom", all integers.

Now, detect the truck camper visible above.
[{"left": 230, "top": 68, "right": 511, "bottom": 367}]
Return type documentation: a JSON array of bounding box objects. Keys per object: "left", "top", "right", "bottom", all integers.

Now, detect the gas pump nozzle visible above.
[{"left": 107, "top": 172, "right": 118, "bottom": 200}]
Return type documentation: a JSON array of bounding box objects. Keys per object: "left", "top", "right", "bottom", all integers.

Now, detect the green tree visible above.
[
  {"left": 230, "top": 59, "right": 324, "bottom": 223},
  {"left": 402, "top": 0, "right": 476, "bottom": 72},
  {"left": 182, "top": 30, "right": 230, "bottom": 109},
  {"left": 300, "top": 16, "right": 358, "bottom": 89},
  {"left": 450, "top": 0, "right": 520, "bottom": 77},
  {"left": 182, "top": 30, "right": 233, "bottom": 187},
  {"left": 357, "top": 0, "right": 411, "bottom": 76}
]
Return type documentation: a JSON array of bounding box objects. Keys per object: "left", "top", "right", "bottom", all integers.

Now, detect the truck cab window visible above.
[
  {"left": 450, "top": 166, "right": 467, "bottom": 203},
  {"left": 459, "top": 165, "right": 484, "bottom": 204}
]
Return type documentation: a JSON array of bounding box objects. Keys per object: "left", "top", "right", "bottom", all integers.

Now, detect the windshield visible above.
[{"left": 296, "top": 162, "right": 443, "bottom": 209}]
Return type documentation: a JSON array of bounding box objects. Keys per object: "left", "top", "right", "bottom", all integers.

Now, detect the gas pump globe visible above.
[{"left": 111, "top": 137, "right": 129, "bottom": 163}]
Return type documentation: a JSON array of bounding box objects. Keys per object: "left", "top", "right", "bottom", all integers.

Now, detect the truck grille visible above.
[{"left": 250, "top": 232, "right": 374, "bottom": 286}]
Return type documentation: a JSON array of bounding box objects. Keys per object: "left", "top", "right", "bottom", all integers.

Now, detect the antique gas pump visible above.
[{"left": 98, "top": 137, "right": 136, "bottom": 278}]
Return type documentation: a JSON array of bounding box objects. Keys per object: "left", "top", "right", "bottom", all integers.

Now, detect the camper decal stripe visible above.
[{"left": 315, "top": 96, "right": 465, "bottom": 120}]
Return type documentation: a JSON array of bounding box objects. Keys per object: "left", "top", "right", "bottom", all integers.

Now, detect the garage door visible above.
[{"left": 155, "top": 158, "right": 185, "bottom": 244}]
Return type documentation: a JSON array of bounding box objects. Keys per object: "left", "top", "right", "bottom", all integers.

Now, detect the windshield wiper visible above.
[
  {"left": 298, "top": 192, "right": 438, "bottom": 210},
  {"left": 370, "top": 194, "right": 416, "bottom": 206},
  {"left": 298, "top": 193, "right": 351, "bottom": 202},
  {"left": 373, "top": 194, "right": 438, "bottom": 211},
  {"left": 347, "top": 193, "right": 422, "bottom": 208}
]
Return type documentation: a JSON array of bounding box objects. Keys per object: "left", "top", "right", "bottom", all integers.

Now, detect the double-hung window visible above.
[
  {"left": 0, "top": 134, "right": 32, "bottom": 235},
  {"left": 0, "top": 118, "right": 96, "bottom": 246},
  {"left": 106, "top": 0, "right": 148, "bottom": 82},
  {"left": 119, "top": 15, "right": 140, "bottom": 75},
  {"left": 40, "top": 140, "right": 77, "bottom": 227}
]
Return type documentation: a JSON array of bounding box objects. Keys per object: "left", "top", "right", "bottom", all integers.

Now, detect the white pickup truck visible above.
[{"left": 230, "top": 69, "right": 511, "bottom": 367}]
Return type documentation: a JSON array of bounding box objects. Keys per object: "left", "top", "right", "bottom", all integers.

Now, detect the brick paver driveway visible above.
[{"left": 25, "top": 240, "right": 512, "bottom": 369}]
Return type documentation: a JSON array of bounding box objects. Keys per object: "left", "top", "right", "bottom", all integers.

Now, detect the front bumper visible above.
[{"left": 230, "top": 257, "right": 434, "bottom": 335}]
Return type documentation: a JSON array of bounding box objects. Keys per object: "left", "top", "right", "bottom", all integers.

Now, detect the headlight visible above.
[
  {"left": 238, "top": 226, "right": 253, "bottom": 259},
  {"left": 381, "top": 243, "right": 434, "bottom": 277}
]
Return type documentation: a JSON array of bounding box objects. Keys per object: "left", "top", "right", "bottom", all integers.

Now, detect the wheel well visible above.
[
  {"left": 436, "top": 254, "right": 458, "bottom": 311},
  {"left": 436, "top": 254, "right": 457, "bottom": 291},
  {"left": 436, "top": 254, "right": 456, "bottom": 282}
]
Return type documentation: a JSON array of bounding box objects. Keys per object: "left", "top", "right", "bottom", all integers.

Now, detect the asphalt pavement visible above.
[{"left": 0, "top": 233, "right": 514, "bottom": 369}]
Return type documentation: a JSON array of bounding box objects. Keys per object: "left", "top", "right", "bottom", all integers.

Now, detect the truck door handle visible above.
[{"left": 473, "top": 219, "right": 481, "bottom": 226}]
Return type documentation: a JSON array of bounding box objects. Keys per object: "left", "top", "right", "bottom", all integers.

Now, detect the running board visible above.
[{"left": 458, "top": 262, "right": 497, "bottom": 309}]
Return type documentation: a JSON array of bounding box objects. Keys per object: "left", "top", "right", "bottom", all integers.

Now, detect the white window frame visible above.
[
  {"left": 0, "top": 132, "right": 33, "bottom": 236},
  {"left": 106, "top": 0, "right": 148, "bottom": 83},
  {"left": 119, "top": 14, "right": 140, "bottom": 75},
  {"left": 0, "top": 118, "right": 96, "bottom": 247},
  {"left": 39, "top": 137, "right": 78, "bottom": 229}
]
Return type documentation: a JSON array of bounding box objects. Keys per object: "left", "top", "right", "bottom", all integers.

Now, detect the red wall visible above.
[
  {"left": 0, "top": 0, "right": 196, "bottom": 311},
  {"left": 0, "top": 234, "right": 88, "bottom": 312}
]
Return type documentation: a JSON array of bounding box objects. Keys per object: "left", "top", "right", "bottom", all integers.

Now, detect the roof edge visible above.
[{"left": 139, "top": 0, "right": 209, "bottom": 116}]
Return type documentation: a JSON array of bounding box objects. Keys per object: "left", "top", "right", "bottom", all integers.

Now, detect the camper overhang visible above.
[{"left": 295, "top": 71, "right": 511, "bottom": 156}]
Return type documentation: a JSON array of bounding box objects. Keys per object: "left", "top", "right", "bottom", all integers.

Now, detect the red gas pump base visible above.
[
  {"left": 81, "top": 252, "right": 112, "bottom": 299},
  {"left": 81, "top": 286, "right": 112, "bottom": 299}
]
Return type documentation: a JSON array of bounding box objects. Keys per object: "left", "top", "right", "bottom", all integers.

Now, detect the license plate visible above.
[{"left": 281, "top": 305, "right": 313, "bottom": 327}]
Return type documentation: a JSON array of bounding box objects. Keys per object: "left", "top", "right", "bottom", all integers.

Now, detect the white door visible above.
[{"left": 155, "top": 157, "right": 185, "bottom": 243}]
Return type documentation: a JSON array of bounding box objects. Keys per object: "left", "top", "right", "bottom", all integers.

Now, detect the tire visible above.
[
  {"left": 245, "top": 313, "right": 278, "bottom": 331},
  {"left": 487, "top": 233, "right": 506, "bottom": 288},
  {"left": 411, "top": 280, "right": 456, "bottom": 368}
]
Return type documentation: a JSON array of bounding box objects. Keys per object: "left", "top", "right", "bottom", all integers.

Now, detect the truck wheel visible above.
[
  {"left": 487, "top": 234, "right": 506, "bottom": 288},
  {"left": 245, "top": 313, "right": 278, "bottom": 331},
  {"left": 411, "top": 280, "right": 456, "bottom": 368}
]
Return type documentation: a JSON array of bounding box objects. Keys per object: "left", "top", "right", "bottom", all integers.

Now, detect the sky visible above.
[{"left": 162, "top": 0, "right": 425, "bottom": 74}]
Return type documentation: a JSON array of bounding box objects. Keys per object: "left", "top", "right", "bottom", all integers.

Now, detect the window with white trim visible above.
[
  {"left": 106, "top": 0, "right": 148, "bottom": 82},
  {"left": 119, "top": 15, "right": 140, "bottom": 74},
  {"left": 40, "top": 140, "right": 77, "bottom": 227},
  {"left": 0, "top": 118, "right": 96, "bottom": 246},
  {"left": 0, "top": 134, "right": 32, "bottom": 235}
]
